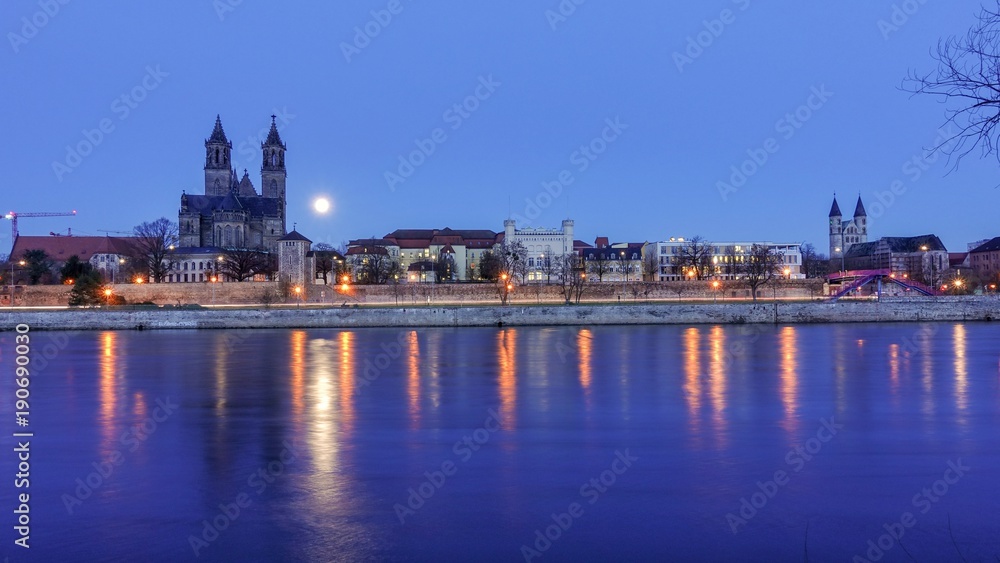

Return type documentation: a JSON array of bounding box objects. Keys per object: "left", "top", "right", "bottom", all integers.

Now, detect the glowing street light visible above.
[
  {"left": 294, "top": 285, "right": 302, "bottom": 307},
  {"left": 712, "top": 280, "right": 720, "bottom": 303},
  {"left": 103, "top": 287, "right": 112, "bottom": 306}
]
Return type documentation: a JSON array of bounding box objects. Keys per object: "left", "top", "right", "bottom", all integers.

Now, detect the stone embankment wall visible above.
[
  {"left": 2, "top": 299, "right": 999, "bottom": 331},
  {"left": 6, "top": 279, "right": 827, "bottom": 307}
]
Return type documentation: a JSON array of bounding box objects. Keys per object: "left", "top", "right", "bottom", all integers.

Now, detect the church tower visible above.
[
  {"left": 853, "top": 195, "right": 868, "bottom": 243},
  {"left": 205, "top": 115, "right": 232, "bottom": 196},
  {"left": 829, "top": 195, "right": 843, "bottom": 261},
  {"left": 261, "top": 115, "right": 286, "bottom": 201}
]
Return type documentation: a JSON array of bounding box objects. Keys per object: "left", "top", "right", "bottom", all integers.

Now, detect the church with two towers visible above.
[
  {"left": 828, "top": 194, "right": 868, "bottom": 263},
  {"left": 178, "top": 115, "right": 288, "bottom": 253}
]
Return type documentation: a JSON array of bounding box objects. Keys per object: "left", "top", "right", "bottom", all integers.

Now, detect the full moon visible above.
[{"left": 313, "top": 197, "right": 331, "bottom": 214}]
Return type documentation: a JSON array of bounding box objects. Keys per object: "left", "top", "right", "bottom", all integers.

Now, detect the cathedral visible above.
[
  {"left": 178, "top": 115, "right": 287, "bottom": 252},
  {"left": 828, "top": 194, "right": 867, "bottom": 261}
]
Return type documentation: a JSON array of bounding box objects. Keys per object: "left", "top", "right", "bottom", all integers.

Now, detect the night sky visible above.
[{"left": 2, "top": 1, "right": 996, "bottom": 253}]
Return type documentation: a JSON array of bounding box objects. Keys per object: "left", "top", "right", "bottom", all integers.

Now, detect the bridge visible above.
[{"left": 827, "top": 269, "right": 939, "bottom": 301}]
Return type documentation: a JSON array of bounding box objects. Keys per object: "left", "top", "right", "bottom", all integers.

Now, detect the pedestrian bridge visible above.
[{"left": 827, "top": 269, "right": 938, "bottom": 301}]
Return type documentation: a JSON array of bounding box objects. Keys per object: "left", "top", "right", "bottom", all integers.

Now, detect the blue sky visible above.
[{"left": 2, "top": 1, "right": 996, "bottom": 254}]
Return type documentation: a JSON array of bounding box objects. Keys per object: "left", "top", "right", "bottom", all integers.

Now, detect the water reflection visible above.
[
  {"left": 707, "top": 326, "right": 727, "bottom": 446},
  {"left": 98, "top": 332, "right": 118, "bottom": 453},
  {"left": 338, "top": 331, "right": 355, "bottom": 435},
  {"left": 497, "top": 329, "right": 517, "bottom": 427},
  {"left": 578, "top": 329, "right": 593, "bottom": 395},
  {"left": 954, "top": 324, "right": 968, "bottom": 419},
  {"left": 290, "top": 330, "right": 305, "bottom": 421},
  {"left": 683, "top": 327, "right": 701, "bottom": 435},
  {"left": 213, "top": 334, "right": 228, "bottom": 415},
  {"left": 407, "top": 330, "right": 420, "bottom": 426},
  {"left": 779, "top": 326, "right": 799, "bottom": 434},
  {"left": 426, "top": 331, "right": 442, "bottom": 412},
  {"left": 888, "top": 343, "right": 900, "bottom": 397},
  {"left": 921, "top": 326, "right": 935, "bottom": 417}
]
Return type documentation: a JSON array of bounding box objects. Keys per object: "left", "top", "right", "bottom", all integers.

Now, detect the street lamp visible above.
[
  {"left": 783, "top": 267, "right": 791, "bottom": 279},
  {"left": 210, "top": 276, "right": 218, "bottom": 305},
  {"left": 103, "top": 287, "right": 112, "bottom": 306},
  {"left": 294, "top": 285, "right": 302, "bottom": 307},
  {"left": 712, "top": 280, "right": 720, "bottom": 303}
]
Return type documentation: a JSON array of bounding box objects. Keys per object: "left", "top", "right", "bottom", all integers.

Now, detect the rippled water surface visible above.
[{"left": 2, "top": 323, "right": 999, "bottom": 562}]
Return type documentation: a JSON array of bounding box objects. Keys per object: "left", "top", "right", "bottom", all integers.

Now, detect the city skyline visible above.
[{"left": 3, "top": 2, "right": 997, "bottom": 255}]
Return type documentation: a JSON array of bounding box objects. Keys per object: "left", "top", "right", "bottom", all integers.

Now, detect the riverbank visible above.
[{"left": 2, "top": 299, "right": 999, "bottom": 330}]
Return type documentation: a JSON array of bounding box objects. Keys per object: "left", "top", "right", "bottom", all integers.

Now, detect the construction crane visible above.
[{"left": 4, "top": 210, "right": 77, "bottom": 240}]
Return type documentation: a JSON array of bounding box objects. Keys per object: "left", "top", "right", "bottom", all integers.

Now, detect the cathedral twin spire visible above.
[
  {"left": 204, "top": 115, "right": 286, "bottom": 198},
  {"left": 829, "top": 193, "right": 867, "bottom": 219}
]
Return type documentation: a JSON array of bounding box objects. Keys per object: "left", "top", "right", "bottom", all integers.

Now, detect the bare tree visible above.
[
  {"left": 220, "top": 247, "right": 268, "bottom": 282},
  {"left": 557, "top": 254, "right": 587, "bottom": 304},
  {"left": 741, "top": 244, "right": 781, "bottom": 302},
  {"left": 313, "top": 243, "right": 336, "bottom": 284},
  {"left": 131, "top": 218, "right": 178, "bottom": 283},
  {"left": 586, "top": 250, "right": 612, "bottom": 282},
  {"left": 350, "top": 240, "right": 399, "bottom": 285},
  {"left": 490, "top": 240, "right": 527, "bottom": 304},
  {"left": 800, "top": 243, "right": 828, "bottom": 278},
  {"left": 723, "top": 245, "right": 740, "bottom": 278},
  {"left": 539, "top": 254, "right": 558, "bottom": 285},
  {"left": 679, "top": 236, "right": 713, "bottom": 280},
  {"left": 497, "top": 239, "right": 528, "bottom": 282},
  {"left": 904, "top": 3, "right": 1000, "bottom": 166},
  {"left": 642, "top": 250, "right": 659, "bottom": 281}
]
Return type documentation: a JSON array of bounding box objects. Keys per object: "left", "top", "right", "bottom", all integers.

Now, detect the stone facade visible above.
[
  {"left": 504, "top": 219, "right": 575, "bottom": 282},
  {"left": 829, "top": 195, "right": 868, "bottom": 266},
  {"left": 277, "top": 230, "right": 312, "bottom": 287},
  {"left": 178, "top": 115, "right": 287, "bottom": 253}
]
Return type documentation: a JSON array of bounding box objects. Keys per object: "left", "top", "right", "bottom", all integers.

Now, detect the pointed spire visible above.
[
  {"left": 264, "top": 114, "right": 284, "bottom": 146},
  {"left": 208, "top": 114, "right": 229, "bottom": 143},
  {"left": 829, "top": 194, "right": 842, "bottom": 217},
  {"left": 854, "top": 195, "right": 867, "bottom": 217}
]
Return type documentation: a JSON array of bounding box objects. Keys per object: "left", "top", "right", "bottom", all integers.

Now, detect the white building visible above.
[
  {"left": 503, "top": 219, "right": 574, "bottom": 282},
  {"left": 650, "top": 238, "right": 804, "bottom": 281}
]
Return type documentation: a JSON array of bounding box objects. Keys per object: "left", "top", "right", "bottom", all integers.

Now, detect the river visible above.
[{"left": 1, "top": 323, "right": 998, "bottom": 561}]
